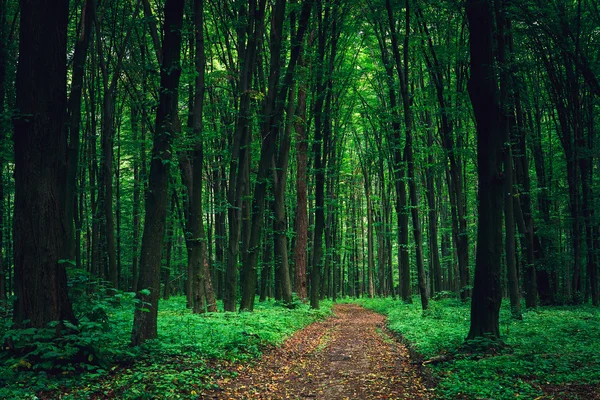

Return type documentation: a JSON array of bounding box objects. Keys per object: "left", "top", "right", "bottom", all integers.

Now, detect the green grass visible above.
[
  {"left": 356, "top": 296, "right": 600, "bottom": 399},
  {"left": 0, "top": 295, "right": 332, "bottom": 399}
]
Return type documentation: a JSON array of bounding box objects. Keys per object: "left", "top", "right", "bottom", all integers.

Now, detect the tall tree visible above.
[
  {"left": 0, "top": 0, "right": 8, "bottom": 300},
  {"left": 12, "top": 0, "right": 76, "bottom": 327},
  {"left": 65, "top": 0, "right": 96, "bottom": 270},
  {"left": 131, "top": 0, "right": 185, "bottom": 346},
  {"left": 385, "top": 0, "right": 428, "bottom": 310},
  {"left": 466, "top": 0, "right": 504, "bottom": 340},
  {"left": 239, "top": 0, "right": 312, "bottom": 311},
  {"left": 293, "top": 57, "right": 309, "bottom": 302},
  {"left": 224, "top": 0, "right": 266, "bottom": 312}
]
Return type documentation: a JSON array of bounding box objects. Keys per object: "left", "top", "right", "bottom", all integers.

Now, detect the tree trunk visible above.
[
  {"left": 131, "top": 103, "right": 141, "bottom": 292},
  {"left": 272, "top": 85, "right": 296, "bottom": 306},
  {"left": 293, "top": 61, "right": 309, "bottom": 302},
  {"left": 0, "top": 0, "right": 7, "bottom": 300},
  {"left": 425, "top": 116, "right": 442, "bottom": 295},
  {"left": 418, "top": 5, "right": 469, "bottom": 300},
  {"left": 131, "top": 0, "right": 185, "bottom": 346},
  {"left": 240, "top": 0, "right": 312, "bottom": 311},
  {"left": 12, "top": 0, "right": 76, "bottom": 327},
  {"left": 224, "top": 0, "right": 265, "bottom": 312},
  {"left": 385, "top": 0, "right": 428, "bottom": 310},
  {"left": 310, "top": 0, "right": 332, "bottom": 310},
  {"left": 495, "top": 0, "right": 521, "bottom": 319},
  {"left": 466, "top": 0, "right": 504, "bottom": 340},
  {"left": 66, "top": 0, "right": 96, "bottom": 268}
]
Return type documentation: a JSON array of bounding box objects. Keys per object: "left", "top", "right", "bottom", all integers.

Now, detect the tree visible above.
[
  {"left": 132, "top": 0, "right": 185, "bottom": 346},
  {"left": 466, "top": 0, "right": 504, "bottom": 340},
  {"left": 12, "top": 0, "right": 76, "bottom": 327}
]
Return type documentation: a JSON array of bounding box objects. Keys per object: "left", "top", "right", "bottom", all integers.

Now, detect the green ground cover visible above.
[
  {"left": 0, "top": 291, "right": 332, "bottom": 399},
  {"left": 357, "top": 296, "right": 600, "bottom": 399}
]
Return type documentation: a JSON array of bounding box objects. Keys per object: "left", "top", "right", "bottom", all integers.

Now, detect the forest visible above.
[{"left": 0, "top": 0, "right": 599, "bottom": 398}]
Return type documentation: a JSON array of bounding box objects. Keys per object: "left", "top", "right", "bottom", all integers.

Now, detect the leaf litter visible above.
[{"left": 203, "top": 304, "right": 434, "bottom": 399}]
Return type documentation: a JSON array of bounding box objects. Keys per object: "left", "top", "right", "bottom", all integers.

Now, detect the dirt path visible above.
[{"left": 203, "top": 304, "right": 433, "bottom": 399}]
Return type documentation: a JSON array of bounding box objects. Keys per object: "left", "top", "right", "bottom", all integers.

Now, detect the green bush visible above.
[{"left": 0, "top": 294, "right": 331, "bottom": 399}]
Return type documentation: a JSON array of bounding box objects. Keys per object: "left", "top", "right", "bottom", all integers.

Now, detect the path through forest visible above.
[{"left": 203, "top": 304, "right": 433, "bottom": 399}]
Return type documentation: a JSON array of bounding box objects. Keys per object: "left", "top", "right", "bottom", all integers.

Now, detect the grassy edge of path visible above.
[
  {"left": 0, "top": 297, "right": 333, "bottom": 399},
  {"left": 356, "top": 296, "right": 600, "bottom": 400}
]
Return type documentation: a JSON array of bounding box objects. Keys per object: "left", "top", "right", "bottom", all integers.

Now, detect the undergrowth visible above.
[
  {"left": 356, "top": 296, "right": 600, "bottom": 399},
  {"left": 0, "top": 280, "right": 332, "bottom": 399}
]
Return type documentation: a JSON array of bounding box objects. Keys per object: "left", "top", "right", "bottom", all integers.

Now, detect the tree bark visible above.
[
  {"left": 495, "top": 0, "right": 521, "bottom": 319},
  {"left": 224, "top": 0, "right": 265, "bottom": 312},
  {"left": 272, "top": 85, "right": 296, "bottom": 306},
  {"left": 66, "top": 0, "right": 96, "bottom": 269},
  {"left": 12, "top": 0, "right": 76, "bottom": 327},
  {"left": 239, "top": 0, "right": 311, "bottom": 311},
  {"left": 466, "top": 0, "right": 504, "bottom": 340},
  {"left": 385, "top": 0, "right": 428, "bottom": 310},
  {"left": 132, "top": 0, "right": 185, "bottom": 346},
  {"left": 293, "top": 61, "right": 309, "bottom": 302},
  {"left": 0, "top": 0, "right": 7, "bottom": 300}
]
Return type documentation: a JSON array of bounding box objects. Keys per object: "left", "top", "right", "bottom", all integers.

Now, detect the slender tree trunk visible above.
[
  {"left": 310, "top": 1, "right": 331, "bottom": 310},
  {"left": 495, "top": 0, "right": 521, "bottom": 319},
  {"left": 66, "top": 0, "right": 96, "bottom": 268},
  {"left": 240, "top": 0, "right": 312, "bottom": 311},
  {"left": 272, "top": 86, "right": 296, "bottom": 305},
  {"left": 293, "top": 61, "right": 309, "bottom": 302},
  {"left": 425, "top": 116, "right": 442, "bottom": 295},
  {"left": 224, "top": 0, "right": 265, "bottom": 312},
  {"left": 385, "top": 0, "right": 428, "bottom": 310},
  {"left": 529, "top": 105, "right": 553, "bottom": 305},
  {"left": 89, "top": 77, "right": 101, "bottom": 279},
  {"left": 184, "top": 0, "right": 217, "bottom": 314},
  {"left": 132, "top": 0, "right": 185, "bottom": 346},
  {"left": 259, "top": 218, "right": 273, "bottom": 302},
  {"left": 131, "top": 103, "right": 141, "bottom": 292},
  {"left": 418, "top": 6, "right": 469, "bottom": 300}
]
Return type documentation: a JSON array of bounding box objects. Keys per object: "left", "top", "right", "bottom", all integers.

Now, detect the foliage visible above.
[
  {"left": 0, "top": 296, "right": 332, "bottom": 399},
  {"left": 357, "top": 297, "right": 600, "bottom": 399}
]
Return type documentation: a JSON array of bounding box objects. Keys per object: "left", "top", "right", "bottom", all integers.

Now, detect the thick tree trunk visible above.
[
  {"left": 131, "top": 0, "right": 185, "bottom": 346},
  {"left": 0, "top": 0, "right": 7, "bottom": 300},
  {"left": 12, "top": 0, "right": 76, "bottom": 327},
  {"left": 466, "top": 0, "right": 504, "bottom": 340}
]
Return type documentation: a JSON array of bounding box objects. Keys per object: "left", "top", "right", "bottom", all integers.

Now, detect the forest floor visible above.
[{"left": 202, "top": 303, "right": 434, "bottom": 399}]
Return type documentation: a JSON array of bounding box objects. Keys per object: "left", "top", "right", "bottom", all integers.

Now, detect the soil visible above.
[{"left": 202, "top": 303, "right": 434, "bottom": 399}]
